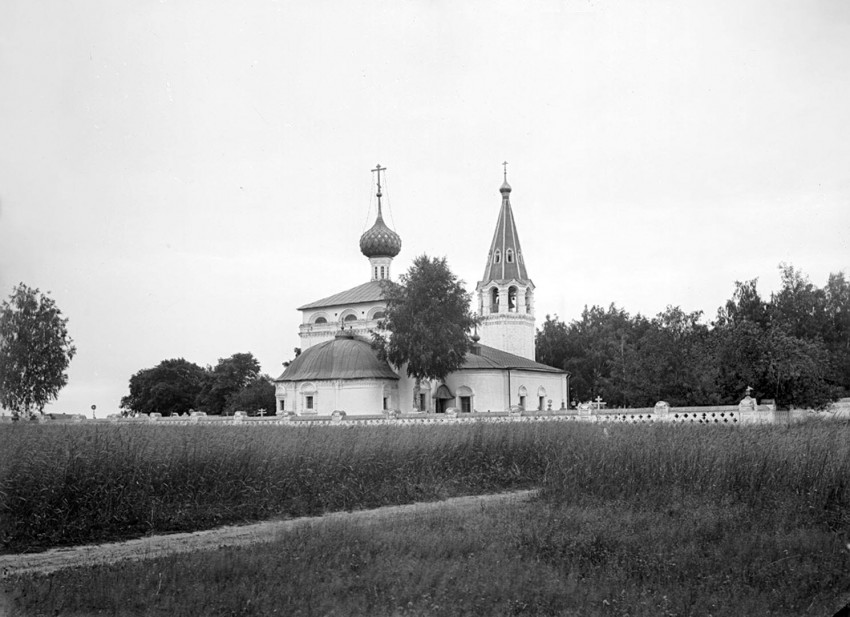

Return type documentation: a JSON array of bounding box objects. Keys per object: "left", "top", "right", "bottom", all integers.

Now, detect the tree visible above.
[
  {"left": 121, "top": 358, "right": 206, "bottom": 416},
  {"left": 282, "top": 347, "right": 302, "bottom": 368},
  {"left": 712, "top": 273, "right": 841, "bottom": 409},
  {"left": 372, "top": 254, "right": 477, "bottom": 410},
  {"left": 0, "top": 283, "right": 77, "bottom": 419},
  {"left": 634, "top": 306, "right": 719, "bottom": 407},
  {"left": 716, "top": 278, "right": 770, "bottom": 328},
  {"left": 195, "top": 352, "right": 261, "bottom": 415},
  {"left": 824, "top": 271, "right": 850, "bottom": 394},
  {"left": 223, "top": 375, "right": 276, "bottom": 416}
]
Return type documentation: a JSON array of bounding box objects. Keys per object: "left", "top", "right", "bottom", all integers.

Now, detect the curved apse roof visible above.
[{"left": 276, "top": 331, "right": 399, "bottom": 382}]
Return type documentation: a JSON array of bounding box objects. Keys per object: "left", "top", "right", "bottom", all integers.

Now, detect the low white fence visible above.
[{"left": 7, "top": 398, "right": 849, "bottom": 426}]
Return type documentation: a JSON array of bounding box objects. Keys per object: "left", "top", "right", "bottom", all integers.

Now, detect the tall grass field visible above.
[{"left": 2, "top": 421, "right": 850, "bottom": 615}]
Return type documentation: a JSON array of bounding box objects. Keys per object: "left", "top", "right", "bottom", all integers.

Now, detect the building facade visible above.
[{"left": 275, "top": 167, "right": 568, "bottom": 415}]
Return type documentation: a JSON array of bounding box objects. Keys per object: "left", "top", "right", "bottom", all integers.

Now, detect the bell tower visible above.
[{"left": 475, "top": 163, "right": 536, "bottom": 360}]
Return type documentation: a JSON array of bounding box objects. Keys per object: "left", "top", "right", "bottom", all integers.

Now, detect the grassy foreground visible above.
[
  {"left": 0, "top": 422, "right": 551, "bottom": 553},
  {"left": 4, "top": 488, "right": 849, "bottom": 616},
  {"left": 3, "top": 421, "right": 850, "bottom": 615}
]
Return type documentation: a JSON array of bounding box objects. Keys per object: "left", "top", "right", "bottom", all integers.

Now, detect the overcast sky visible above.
[{"left": 1, "top": 0, "right": 848, "bottom": 415}]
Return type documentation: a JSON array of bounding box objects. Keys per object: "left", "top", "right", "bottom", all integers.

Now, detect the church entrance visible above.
[{"left": 434, "top": 384, "right": 454, "bottom": 413}]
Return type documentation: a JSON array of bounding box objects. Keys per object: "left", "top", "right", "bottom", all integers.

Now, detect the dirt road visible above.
[{"left": 0, "top": 490, "right": 537, "bottom": 578}]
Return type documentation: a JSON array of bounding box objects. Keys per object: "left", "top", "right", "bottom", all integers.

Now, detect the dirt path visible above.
[{"left": 0, "top": 490, "right": 537, "bottom": 578}]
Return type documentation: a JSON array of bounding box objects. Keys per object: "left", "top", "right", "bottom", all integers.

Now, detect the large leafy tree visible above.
[
  {"left": 121, "top": 358, "right": 207, "bottom": 416},
  {"left": 713, "top": 275, "right": 841, "bottom": 408},
  {"left": 373, "top": 254, "right": 477, "bottom": 411},
  {"left": 196, "top": 352, "right": 261, "bottom": 415},
  {"left": 635, "top": 306, "right": 719, "bottom": 407},
  {"left": 824, "top": 272, "right": 850, "bottom": 393},
  {"left": 223, "top": 375, "right": 276, "bottom": 416},
  {"left": 536, "top": 266, "right": 846, "bottom": 410},
  {"left": 0, "top": 283, "right": 77, "bottom": 419}
]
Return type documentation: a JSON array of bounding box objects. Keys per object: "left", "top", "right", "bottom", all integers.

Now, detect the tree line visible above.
[
  {"left": 536, "top": 265, "right": 850, "bottom": 410},
  {"left": 120, "top": 352, "right": 276, "bottom": 416}
]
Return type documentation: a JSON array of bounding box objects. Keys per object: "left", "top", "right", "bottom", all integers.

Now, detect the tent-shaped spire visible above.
[{"left": 479, "top": 165, "right": 530, "bottom": 284}]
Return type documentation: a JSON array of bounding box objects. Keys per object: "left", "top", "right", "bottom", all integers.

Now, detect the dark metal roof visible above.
[
  {"left": 276, "top": 332, "right": 399, "bottom": 382},
  {"left": 478, "top": 179, "right": 531, "bottom": 286},
  {"left": 462, "top": 344, "right": 564, "bottom": 373},
  {"left": 297, "top": 280, "right": 386, "bottom": 311}
]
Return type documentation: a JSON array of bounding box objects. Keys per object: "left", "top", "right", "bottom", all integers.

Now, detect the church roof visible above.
[
  {"left": 276, "top": 331, "right": 399, "bottom": 382},
  {"left": 298, "top": 280, "right": 386, "bottom": 311},
  {"left": 478, "top": 177, "right": 531, "bottom": 286},
  {"left": 462, "top": 344, "right": 564, "bottom": 373}
]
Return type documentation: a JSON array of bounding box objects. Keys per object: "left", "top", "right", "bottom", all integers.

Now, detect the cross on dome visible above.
[
  {"left": 500, "top": 161, "right": 511, "bottom": 193},
  {"left": 360, "top": 164, "right": 401, "bottom": 262},
  {"left": 372, "top": 164, "right": 386, "bottom": 203}
]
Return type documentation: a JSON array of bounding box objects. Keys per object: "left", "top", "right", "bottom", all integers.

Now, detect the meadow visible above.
[{"left": 2, "top": 421, "right": 850, "bottom": 615}]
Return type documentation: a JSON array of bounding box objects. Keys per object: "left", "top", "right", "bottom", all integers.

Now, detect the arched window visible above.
[
  {"left": 537, "top": 386, "right": 547, "bottom": 411},
  {"left": 506, "top": 249, "right": 514, "bottom": 263},
  {"left": 490, "top": 287, "right": 499, "bottom": 313},
  {"left": 314, "top": 316, "right": 327, "bottom": 324},
  {"left": 344, "top": 314, "right": 357, "bottom": 322},
  {"left": 494, "top": 250, "right": 501, "bottom": 264},
  {"left": 525, "top": 289, "right": 532, "bottom": 314},
  {"left": 457, "top": 386, "right": 473, "bottom": 413},
  {"left": 508, "top": 286, "right": 518, "bottom": 312},
  {"left": 300, "top": 383, "right": 317, "bottom": 414},
  {"left": 419, "top": 381, "right": 432, "bottom": 412},
  {"left": 374, "top": 266, "right": 378, "bottom": 279},
  {"left": 518, "top": 385, "right": 528, "bottom": 410},
  {"left": 372, "top": 311, "right": 385, "bottom": 320},
  {"left": 380, "top": 266, "right": 385, "bottom": 279}
]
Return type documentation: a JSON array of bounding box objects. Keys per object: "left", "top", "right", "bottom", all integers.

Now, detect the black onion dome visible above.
[{"left": 359, "top": 212, "right": 402, "bottom": 258}]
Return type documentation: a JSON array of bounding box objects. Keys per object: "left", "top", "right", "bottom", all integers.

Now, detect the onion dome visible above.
[
  {"left": 359, "top": 211, "right": 402, "bottom": 258},
  {"left": 277, "top": 331, "right": 399, "bottom": 381}
]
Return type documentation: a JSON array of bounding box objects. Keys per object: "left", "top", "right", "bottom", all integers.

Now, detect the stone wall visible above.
[{"left": 30, "top": 397, "right": 850, "bottom": 426}]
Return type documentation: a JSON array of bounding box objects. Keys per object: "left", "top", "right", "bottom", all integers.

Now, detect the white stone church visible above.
[{"left": 274, "top": 167, "right": 569, "bottom": 415}]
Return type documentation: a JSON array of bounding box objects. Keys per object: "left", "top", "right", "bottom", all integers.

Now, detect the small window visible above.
[
  {"left": 374, "top": 266, "right": 378, "bottom": 279},
  {"left": 380, "top": 266, "right": 385, "bottom": 279},
  {"left": 519, "top": 396, "right": 526, "bottom": 410},
  {"left": 315, "top": 317, "right": 327, "bottom": 324},
  {"left": 279, "top": 399, "right": 286, "bottom": 411},
  {"left": 419, "top": 393, "right": 426, "bottom": 411},
  {"left": 383, "top": 397, "right": 388, "bottom": 410},
  {"left": 494, "top": 250, "right": 501, "bottom": 264},
  {"left": 306, "top": 395, "right": 314, "bottom": 410},
  {"left": 506, "top": 249, "right": 514, "bottom": 263},
  {"left": 460, "top": 396, "right": 471, "bottom": 413},
  {"left": 344, "top": 314, "right": 357, "bottom": 322},
  {"left": 373, "top": 311, "right": 385, "bottom": 320},
  {"left": 539, "top": 396, "right": 545, "bottom": 411}
]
